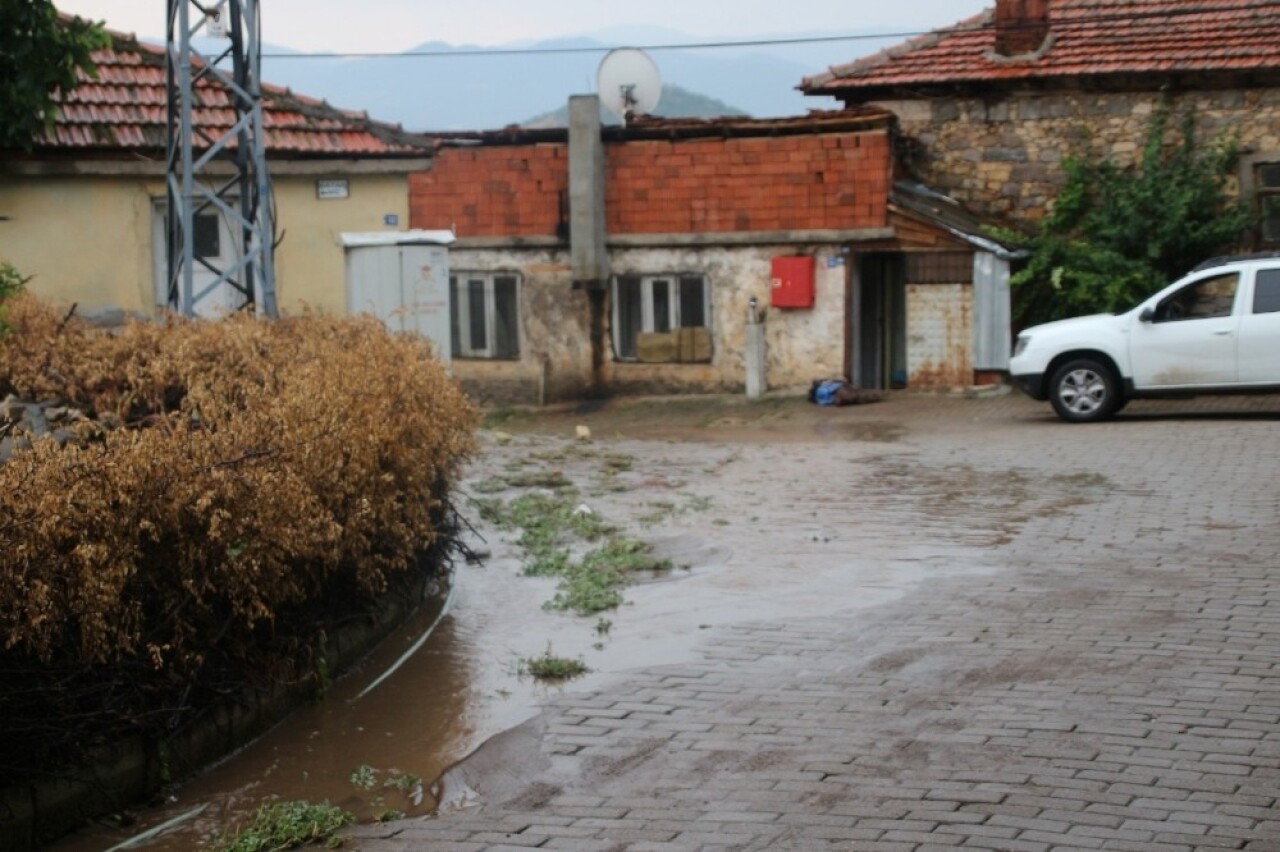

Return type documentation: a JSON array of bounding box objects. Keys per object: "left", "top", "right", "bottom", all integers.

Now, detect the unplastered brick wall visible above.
[
  {"left": 605, "top": 132, "right": 890, "bottom": 233},
  {"left": 410, "top": 144, "right": 567, "bottom": 237},
  {"left": 410, "top": 129, "right": 892, "bottom": 237},
  {"left": 879, "top": 86, "right": 1280, "bottom": 226}
]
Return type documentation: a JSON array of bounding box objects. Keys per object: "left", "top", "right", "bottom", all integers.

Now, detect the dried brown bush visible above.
[{"left": 0, "top": 295, "right": 477, "bottom": 780}]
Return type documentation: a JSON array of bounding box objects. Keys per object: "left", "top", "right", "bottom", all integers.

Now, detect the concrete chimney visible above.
[{"left": 994, "top": 0, "right": 1050, "bottom": 56}]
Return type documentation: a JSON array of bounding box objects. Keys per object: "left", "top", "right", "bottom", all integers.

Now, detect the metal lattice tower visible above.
[{"left": 166, "top": 0, "right": 277, "bottom": 318}]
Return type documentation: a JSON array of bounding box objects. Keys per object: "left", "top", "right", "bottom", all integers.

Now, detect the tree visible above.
[
  {"left": 0, "top": 0, "right": 107, "bottom": 151},
  {"left": 1001, "top": 100, "right": 1256, "bottom": 330}
]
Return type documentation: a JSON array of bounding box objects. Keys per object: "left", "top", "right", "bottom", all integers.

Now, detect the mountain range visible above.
[{"left": 239, "top": 25, "right": 906, "bottom": 132}]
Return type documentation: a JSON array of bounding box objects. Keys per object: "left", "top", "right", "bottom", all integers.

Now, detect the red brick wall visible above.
[
  {"left": 409, "top": 144, "right": 568, "bottom": 236},
  {"left": 410, "top": 129, "right": 890, "bottom": 237}
]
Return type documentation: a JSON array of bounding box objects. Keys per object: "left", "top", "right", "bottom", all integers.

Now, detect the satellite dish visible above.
[{"left": 597, "top": 48, "right": 662, "bottom": 125}]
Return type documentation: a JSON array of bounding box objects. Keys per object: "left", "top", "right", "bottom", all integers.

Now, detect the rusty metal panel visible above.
[{"left": 906, "top": 283, "right": 972, "bottom": 388}]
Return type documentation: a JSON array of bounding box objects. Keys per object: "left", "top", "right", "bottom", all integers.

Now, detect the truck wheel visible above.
[{"left": 1048, "top": 358, "right": 1122, "bottom": 423}]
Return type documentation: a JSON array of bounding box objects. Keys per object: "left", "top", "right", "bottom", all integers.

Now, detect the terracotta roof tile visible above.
[
  {"left": 802, "top": 0, "right": 1280, "bottom": 95},
  {"left": 34, "top": 26, "right": 433, "bottom": 158}
]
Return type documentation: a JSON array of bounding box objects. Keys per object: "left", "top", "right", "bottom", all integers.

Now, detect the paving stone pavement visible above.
[{"left": 347, "top": 394, "right": 1280, "bottom": 851}]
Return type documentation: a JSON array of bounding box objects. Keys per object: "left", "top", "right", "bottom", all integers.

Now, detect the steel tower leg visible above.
[{"left": 166, "top": 0, "right": 277, "bottom": 318}]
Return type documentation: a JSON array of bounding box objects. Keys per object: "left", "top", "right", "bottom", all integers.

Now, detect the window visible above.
[
  {"left": 1254, "top": 269, "right": 1280, "bottom": 315},
  {"left": 1154, "top": 272, "right": 1239, "bottom": 322},
  {"left": 193, "top": 212, "right": 222, "bottom": 259},
  {"left": 450, "top": 273, "right": 519, "bottom": 359},
  {"left": 612, "top": 274, "right": 711, "bottom": 361},
  {"left": 1257, "top": 163, "right": 1280, "bottom": 246}
]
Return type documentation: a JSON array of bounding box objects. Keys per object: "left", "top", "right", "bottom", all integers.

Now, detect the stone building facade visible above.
[
  {"left": 872, "top": 88, "right": 1280, "bottom": 228},
  {"left": 801, "top": 0, "right": 1280, "bottom": 245}
]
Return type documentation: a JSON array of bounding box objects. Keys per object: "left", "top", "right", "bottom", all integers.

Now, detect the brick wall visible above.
[
  {"left": 410, "top": 129, "right": 891, "bottom": 237},
  {"left": 605, "top": 133, "right": 889, "bottom": 234},
  {"left": 409, "top": 144, "right": 567, "bottom": 237}
]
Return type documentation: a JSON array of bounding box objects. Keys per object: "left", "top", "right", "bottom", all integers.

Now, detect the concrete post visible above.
[{"left": 745, "top": 297, "right": 766, "bottom": 398}]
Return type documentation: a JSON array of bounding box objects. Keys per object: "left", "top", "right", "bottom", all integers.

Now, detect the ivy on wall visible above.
[{"left": 997, "top": 99, "right": 1256, "bottom": 330}]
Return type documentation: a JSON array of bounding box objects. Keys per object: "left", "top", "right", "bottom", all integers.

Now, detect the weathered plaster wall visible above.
[
  {"left": 447, "top": 243, "right": 850, "bottom": 403},
  {"left": 906, "top": 283, "right": 972, "bottom": 389},
  {"left": 877, "top": 87, "right": 1280, "bottom": 225},
  {"left": 0, "top": 172, "right": 409, "bottom": 319},
  {"left": 446, "top": 247, "right": 593, "bottom": 405}
]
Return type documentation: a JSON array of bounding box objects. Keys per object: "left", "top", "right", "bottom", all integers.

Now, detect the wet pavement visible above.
[{"left": 343, "top": 390, "right": 1280, "bottom": 851}]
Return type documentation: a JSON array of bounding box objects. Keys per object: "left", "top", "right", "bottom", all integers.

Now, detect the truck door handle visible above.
[{"left": 1213, "top": 329, "right": 1234, "bottom": 336}]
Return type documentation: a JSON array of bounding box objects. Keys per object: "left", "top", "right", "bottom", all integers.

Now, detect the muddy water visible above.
[
  {"left": 50, "top": 600, "right": 473, "bottom": 850},
  {"left": 49, "top": 393, "right": 1067, "bottom": 851}
]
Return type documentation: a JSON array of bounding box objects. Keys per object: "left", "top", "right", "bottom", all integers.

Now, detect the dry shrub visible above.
[{"left": 0, "top": 295, "right": 477, "bottom": 779}]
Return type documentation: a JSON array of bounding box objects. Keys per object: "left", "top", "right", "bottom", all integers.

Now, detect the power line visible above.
[
  {"left": 261, "top": 31, "right": 931, "bottom": 60},
  {"left": 260, "top": 4, "right": 1280, "bottom": 61}
]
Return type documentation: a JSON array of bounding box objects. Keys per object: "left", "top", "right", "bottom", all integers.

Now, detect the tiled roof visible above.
[
  {"left": 35, "top": 27, "right": 434, "bottom": 157},
  {"left": 802, "top": 0, "right": 1280, "bottom": 96}
]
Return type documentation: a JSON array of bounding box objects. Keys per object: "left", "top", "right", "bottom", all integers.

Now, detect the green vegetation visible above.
[
  {"left": 521, "top": 646, "right": 589, "bottom": 681},
  {"left": 0, "top": 2, "right": 107, "bottom": 150},
  {"left": 349, "top": 764, "right": 378, "bottom": 792},
  {"left": 472, "top": 468, "right": 673, "bottom": 615},
  {"left": 639, "top": 493, "right": 713, "bottom": 527},
  {"left": 998, "top": 101, "right": 1255, "bottom": 329},
  {"left": 0, "top": 261, "right": 26, "bottom": 337},
  {"left": 213, "top": 800, "right": 353, "bottom": 852}
]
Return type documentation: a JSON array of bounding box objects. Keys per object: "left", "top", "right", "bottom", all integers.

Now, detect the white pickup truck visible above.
[{"left": 1009, "top": 253, "right": 1280, "bottom": 422}]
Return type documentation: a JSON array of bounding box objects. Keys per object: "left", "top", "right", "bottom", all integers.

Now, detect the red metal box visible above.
[{"left": 770, "top": 256, "right": 815, "bottom": 309}]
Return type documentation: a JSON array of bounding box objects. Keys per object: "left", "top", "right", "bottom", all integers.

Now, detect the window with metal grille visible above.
[{"left": 449, "top": 272, "right": 519, "bottom": 359}]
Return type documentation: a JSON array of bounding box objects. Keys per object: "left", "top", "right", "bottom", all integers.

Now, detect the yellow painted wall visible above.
[
  {"left": 272, "top": 173, "right": 410, "bottom": 315},
  {"left": 0, "top": 170, "right": 411, "bottom": 318},
  {"left": 0, "top": 175, "right": 158, "bottom": 315}
]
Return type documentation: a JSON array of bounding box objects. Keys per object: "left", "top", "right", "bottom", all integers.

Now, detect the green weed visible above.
[
  {"left": 349, "top": 764, "right": 378, "bottom": 791},
  {"left": 213, "top": 800, "right": 353, "bottom": 852},
  {"left": 505, "top": 470, "right": 572, "bottom": 489},
  {"left": 521, "top": 646, "right": 589, "bottom": 681},
  {"left": 470, "top": 476, "right": 510, "bottom": 494}
]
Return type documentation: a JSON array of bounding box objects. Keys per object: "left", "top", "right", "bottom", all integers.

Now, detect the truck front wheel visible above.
[{"left": 1048, "top": 358, "right": 1122, "bottom": 423}]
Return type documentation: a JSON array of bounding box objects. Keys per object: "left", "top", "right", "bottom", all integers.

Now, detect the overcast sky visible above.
[{"left": 54, "top": 1, "right": 991, "bottom": 53}]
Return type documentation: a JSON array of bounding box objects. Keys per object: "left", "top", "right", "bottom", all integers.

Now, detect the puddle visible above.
[
  {"left": 50, "top": 603, "right": 486, "bottom": 851},
  {"left": 46, "top": 408, "right": 1111, "bottom": 851}
]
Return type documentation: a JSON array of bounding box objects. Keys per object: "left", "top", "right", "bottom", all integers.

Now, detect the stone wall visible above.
[{"left": 876, "top": 86, "right": 1280, "bottom": 226}]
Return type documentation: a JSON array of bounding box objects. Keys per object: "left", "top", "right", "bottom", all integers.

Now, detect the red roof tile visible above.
[
  {"left": 34, "top": 26, "right": 433, "bottom": 158},
  {"left": 802, "top": 0, "right": 1280, "bottom": 95}
]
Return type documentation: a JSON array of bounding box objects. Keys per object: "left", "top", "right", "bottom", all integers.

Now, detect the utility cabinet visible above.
[
  {"left": 342, "top": 231, "right": 454, "bottom": 364},
  {"left": 770, "top": 255, "right": 815, "bottom": 309}
]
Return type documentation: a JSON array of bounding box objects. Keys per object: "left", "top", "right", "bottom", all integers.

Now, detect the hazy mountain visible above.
[
  {"left": 242, "top": 26, "right": 905, "bottom": 132},
  {"left": 521, "top": 83, "right": 749, "bottom": 129}
]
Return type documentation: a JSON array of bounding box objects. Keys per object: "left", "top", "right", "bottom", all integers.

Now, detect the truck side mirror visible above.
[{"left": 1139, "top": 306, "right": 1155, "bottom": 323}]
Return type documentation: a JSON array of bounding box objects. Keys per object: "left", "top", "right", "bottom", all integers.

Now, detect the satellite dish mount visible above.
[{"left": 597, "top": 48, "right": 662, "bottom": 126}]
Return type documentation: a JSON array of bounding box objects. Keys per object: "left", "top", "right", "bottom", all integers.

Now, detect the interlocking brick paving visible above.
[{"left": 348, "top": 393, "right": 1280, "bottom": 850}]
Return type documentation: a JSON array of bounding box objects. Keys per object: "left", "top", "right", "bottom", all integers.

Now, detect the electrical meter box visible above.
[{"left": 770, "top": 256, "right": 815, "bottom": 308}]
